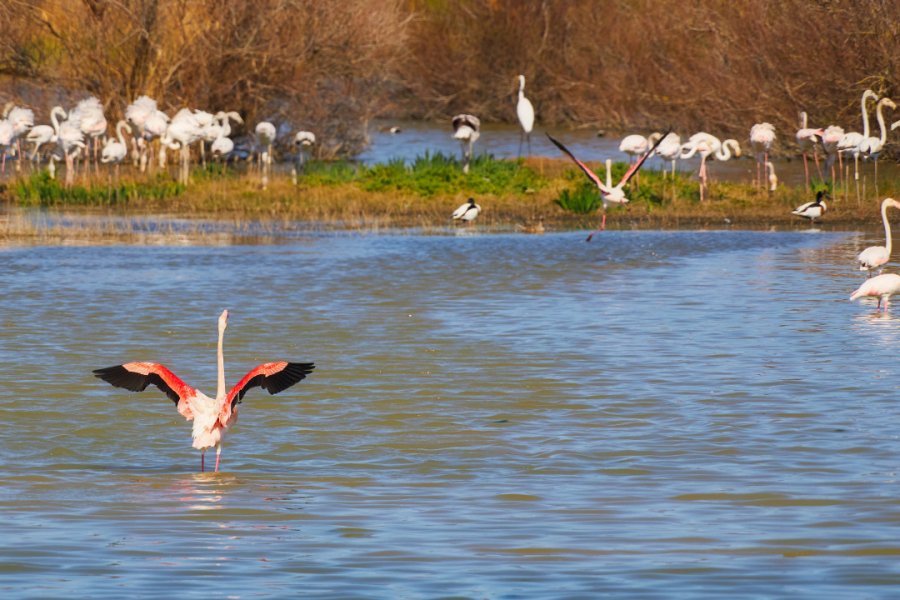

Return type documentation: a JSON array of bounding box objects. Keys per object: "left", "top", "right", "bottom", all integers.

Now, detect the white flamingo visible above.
[
  {"left": 101, "top": 120, "right": 132, "bottom": 182},
  {"left": 516, "top": 75, "right": 535, "bottom": 157},
  {"left": 70, "top": 97, "right": 107, "bottom": 174},
  {"left": 292, "top": 130, "right": 316, "bottom": 184},
  {"left": 548, "top": 130, "right": 668, "bottom": 239},
  {"left": 749, "top": 122, "right": 775, "bottom": 190},
  {"left": 837, "top": 89, "right": 878, "bottom": 184},
  {"left": 821, "top": 124, "right": 845, "bottom": 185},
  {"left": 56, "top": 108, "right": 85, "bottom": 187},
  {"left": 857, "top": 198, "right": 900, "bottom": 276},
  {"left": 2, "top": 103, "right": 34, "bottom": 173},
  {"left": 851, "top": 273, "right": 900, "bottom": 312},
  {"left": 210, "top": 112, "right": 242, "bottom": 161},
  {"left": 680, "top": 133, "right": 741, "bottom": 201},
  {"left": 452, "top": 114, "right": 480, "bottom": 174},
  {"left": 858, "top": 97, "right": 895, "bottom": 193},
  {"left": 255, "top": 121, "right": 277, "bottom": 189},
  {"left": 162, "top": 109, "right": 204, "bottom": 185}
]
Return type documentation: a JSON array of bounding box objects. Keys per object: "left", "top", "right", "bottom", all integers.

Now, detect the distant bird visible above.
[
  {"left": 452, "top": 114, "right": 480, "bottom": 174},
  {"left": 209, "top": 111, "right": 242, "bottom": 160},
  {"left": 548, "top": 130, "right": 668, "bottom": 239},
  {"left": 821, "top": 124, "right": 845, "bottom": 185},
  {"left": 654, "top": 132, "right": 682, "bottom": 178},
  {"left": 858, "top": 97, "right": 895, "bottom": 193},
  {"left": 3, "top": 103, "right": 34, "bottom": 173},
  {"left": 850, "top": 273, "right": 900, "bottom": 312},
  {"left": 857, "top": 198, "right": 900, "bottom": 276},
  {"left": 520, "top": 215, "right": 545, "bottom": 234},
  {"left": 516, "top": 75, "right": 535, "bottom": 157},
  {"left": 750, "top": 122, "right": 776, "bottom": 190},
  {"left": 679, "top": 133, "right": 741, "bottom": 201},
  {"left": 796, "top": 111, "right": 823, "bottom": 188},
  {"left": 291, "top": 130, "right": 316, "bottom": 184},
  {"left": 791, "top": 190, "right": 828, "bottom": 222},
  {"left": 766, "top": 162, "right": 778, "bottom": 192},
  {"left": 56, "top": 108, "right": 85, "bottom": 187},
  {"left": 452, "top": 197, "right": 481, "bottom": 224},
  {"left": 619, "top": 132, "right": 661, "bottom": 186},
  {"left": 255, "top": 121, "right": 277, "bottom": 189},
  {"left": 70, "top": 96, "right": 107, "bottom": 169},
  {"left": 162, "top": 109, "right": 204, "bottom": 185},
  {"left": 93, "top": 310, "right": 315, "bottom": 472},
  {"left": 101, "top": 120, "right": 132, "bottom": 169},
  {"left": 837, "top": 89, "right": 878, "bottom": 183}
]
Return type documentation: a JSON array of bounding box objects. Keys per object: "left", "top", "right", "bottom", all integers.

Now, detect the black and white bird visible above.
[
  {"left": 791, "top": 190, "right": 829, "bottom": 222},
  {"left": 452, "top": 114, "right": 480, "bottom": 174},
  {"left": 452, "top": 197, "right": 481, "bottom": 224}
]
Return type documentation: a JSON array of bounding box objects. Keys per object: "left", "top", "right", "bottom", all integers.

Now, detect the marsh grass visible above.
[{"left": 2, "top": 156, "right": 899, "bottom": 244}]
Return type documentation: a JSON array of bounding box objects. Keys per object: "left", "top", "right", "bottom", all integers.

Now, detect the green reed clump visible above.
[
  {"left": 359, "top": 152, "right": 545, "bottom": 197},
  {"left": 555, "top": 180, "right": 601, "bottom": 213},
  {"left": 14, "top": 172, "right": 186, "bottom": 206},
  {"left": 300, "top": 159, "right": 362, "bottom": 186}
]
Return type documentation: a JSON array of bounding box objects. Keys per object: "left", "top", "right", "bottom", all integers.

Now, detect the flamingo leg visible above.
[
  {"left": 201, "top": 450, "right": 206, "bottom": 472},
  {"left": 214, "top": 445, "right": 222, "bottom": 473},
  {"left": 585, "top": 212, "right": 607, "bottom": 242},
  {"left": 813, "top": 147, "right": 823, "bottom": 180},
  {"left": 802, "top": 153, "right": 810, "bottom": 189}
]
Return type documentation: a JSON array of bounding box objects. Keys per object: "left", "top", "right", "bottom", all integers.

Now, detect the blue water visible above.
[{"left": 2, "top": 229, "right": 900, "bottom": 598}]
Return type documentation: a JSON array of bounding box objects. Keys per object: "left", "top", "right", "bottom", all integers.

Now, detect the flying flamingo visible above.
[
  {"left": 452, "top": 114, "right": 480, "bottom": 174},
  {"left": 791, "top": 190, "right": 828, "bottom": 222},
  {"left": 93, "top": 310, "right": 315, "bottom": 472},
  {"left": 850, "top": 273, "right": 900, "bottom": 312},
  {"left": 749, "top": 122, "right": 775, "bottom": 190},
  {"left": 452, "top": 197, "right": 481, "bottom": 224},
  {"left": 857, "top": 198, "right": 900, "bottom": 276},
  {"left": 548, "top": 130, "right": 668, "bottom": 240},
  {"left": 796, "top": 111, "right": 824, "bottom": 188},
  {"left": 516, "top": 75, "right": 535, "bottom": 157}
]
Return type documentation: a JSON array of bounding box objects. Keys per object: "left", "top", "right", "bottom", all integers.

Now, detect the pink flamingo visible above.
[
  {"left": 851, "top": 273, "right": 900, "bottom": 312},
  {"left": 548, "top": 130, "right": 668, "bottom": 240},
  {"left": 93, "top": 310, "right": 315, "bottom": 472}
]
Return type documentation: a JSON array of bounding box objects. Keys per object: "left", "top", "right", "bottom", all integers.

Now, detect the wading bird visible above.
[
  {"left": 850, "top": 273, "right": 900, "bottom": 312},
  {"left": 837, "top": 89, "right": 878, "bottom": 185},
  {"left": 750, "top": 122, "right": 775, "bottom": 190},
  {"left": 452, "top": 114, "right": 480, "bottom": 174},
  {"left": 292, "top": 130, "right": 316, "bottom": 184},
  {"left": 255, "top": 121, "right": 277, "bottom": 189},
  {"left": 548, "top": 130, "right": 668, "bottom": 240},
  {"left": 796, "top": 111, "right": 823, "bottom": 188},
  {"left": 791, "top": 190, "right": 828, "bottom": 222},
  {"left": 858, "top": 97, "right": 895, "bottom": 194},
  {"left": 452, "top": 197, "right": 481, "bottom": 224},
  {"left": 516, "top": 75, "right": 535, "bottom": 157},
  {"left": 93, "top": 310, "right": 315, "bottom": 473},
  {"left": 101, "top": 120, "right": 132, "bottom": 181},
  {"left": 857, "top": 198, "right": 900, "bottom": 276}
]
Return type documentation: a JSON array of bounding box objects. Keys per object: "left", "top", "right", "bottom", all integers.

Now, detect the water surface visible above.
[{"left": 2, "top": 229, "right": 899, "bottom": 598}]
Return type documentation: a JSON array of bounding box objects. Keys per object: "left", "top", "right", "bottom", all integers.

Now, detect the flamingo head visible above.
[
  {"left": 517, "top": 74, "right": 525, "bottom": 91},
  {"left": 218, "top": 309, "right": 229, "bottom": 332}
]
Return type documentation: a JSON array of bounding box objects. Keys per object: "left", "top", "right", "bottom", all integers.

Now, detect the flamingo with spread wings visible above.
[
  {"left": 93, "top": 310, "right": 315, "bottom": 472},
  {"left": 547, "top": 131, "right": 668, "bottom": 240}
]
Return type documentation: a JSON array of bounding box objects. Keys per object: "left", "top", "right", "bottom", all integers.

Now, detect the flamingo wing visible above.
[
  {"left": 93, "top": 362, "right": 197, "bottom": 409},
  {"left": 546, "top": 134, "right": 610, "bottom": 193},
  {"left": 616, "top": 129, "right": 671, "bottom": 187},
  {"left": 226, "top": 361, "right": 315, "bottom": 410}
]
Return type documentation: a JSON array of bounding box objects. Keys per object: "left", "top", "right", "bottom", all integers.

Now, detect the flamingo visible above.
[
  {"left": 255, "top": 121, "right": 277, "bottom": 189},
  {"left": 791, "top": 190, "right": 828, "bottom": 222},
  {"left": 2, "top": 103, "right": 34, "bottom": 173},
  {"left": 516, "top": 75, "right": 535, "bottom": 157},
  {"left": 680, "top": 133, "right": 740, "bottom": 201},
  {"left": 70, "top": 97, "right": 107, "bottom": 175},
  {"left": 101, "top": 120, "right": 132, "bottom": 182},
  {"left": 0, "top": 117, "right": 15, "bottom": 173},
  {"left": 452, "top": 197, "right": 481, "bottom": 224},
  {"left": 55, "top": 108, "right": 85, "bottom": 187},
  {"left": 654, "top": 132, "right": 682, "bottom": 178},
  {"left": 821, "top": 124, "right": 845, "bottom": 186},
  {"left": 796, "top": 111, "right": 824, "bottom": 188},
  {"left": 749, "top": 122, "right": 775, "bottom": 190},
  {"left": 858, "top": 97, "right": 895, "bottom": 194},
  {"left": 452, "top": 114, "right": 480, "bottom": 174},
  {"left": 766, "top": 161, "right": 778, "bottom": 192},
  {"left": 857, "top": 198, "right": 900, "bottom": 276},
  {"left": 126, "top": 96, "right": 168, "bottom": 172},
  {"left": 547, "top": 130, "right": 667, "bottom": 240},
  {"left": 209, "top": 111, "right": 242, "bottom": 161},
  {"left": 850, "top": 273, "right": 900, "bottom": 312},
  {"left": 93, "top": 310, "right": 315, "bottom": 472},
  {"left": 162, "top": 109, "right": 204, "bottom": 185},
  {"left": 292, "top": 131, "right": 316, "bottom": 184},
  {"left": 837, "top": 89, "right": 878, "bottom": 187}
]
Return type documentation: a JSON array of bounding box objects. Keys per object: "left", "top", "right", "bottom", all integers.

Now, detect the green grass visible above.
[{"left": 13, "top": 171, "right": 186, "bottom": 207}]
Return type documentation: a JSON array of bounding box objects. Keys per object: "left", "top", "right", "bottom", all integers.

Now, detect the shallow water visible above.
[{"left": 2, "top": 229, "right": 900, "bottom": 598}]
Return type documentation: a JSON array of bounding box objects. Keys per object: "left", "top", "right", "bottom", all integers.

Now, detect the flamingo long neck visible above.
[
  {"left": 862, "top": 93, "right": 875, "bottom": 139},
  {"left": 518, "top": 76, "right": 526, "bottom": 99},
  {"left": 875, "top": 101, "right": 888, "bottom": 144},
  {"left": 800, "top": 111, "right": 808, "bottom": 129},
  {"left": 605, "top": 159, "right": 613, "bottom": 188},
  {"left": 116, "top": 121, "right": 128, "bottom": 145},
  {"left": 50, "top": 107, "right": 65, "bottom": 137},
  {"left": 883, "top": 200, "right": 893, "bottom": 256},
  {"left": 216, "top": 325, "right": 225, "bottom": 400}
]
